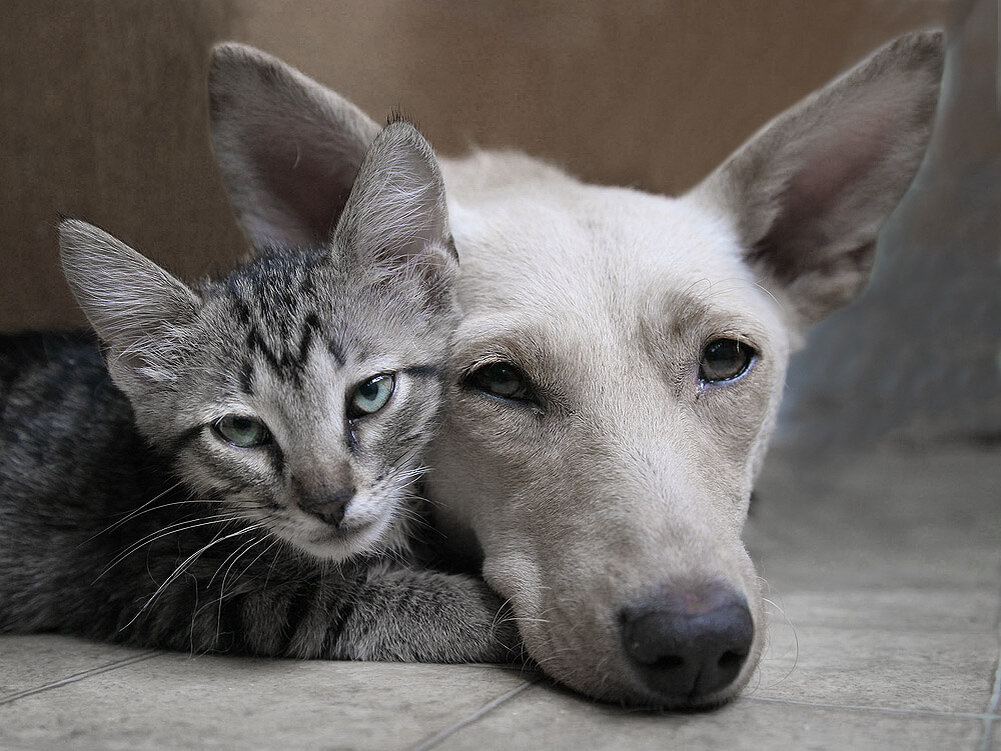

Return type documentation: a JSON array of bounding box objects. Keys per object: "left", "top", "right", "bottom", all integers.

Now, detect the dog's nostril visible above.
[
  {"left": 718, "top": 649, "right": 746, "bottom": 671},
  {"left": 620, "top": 581, "right": 753, "bottom": 701},
  {"left": 651, "top": 654, "right": 684, "bottom": 671}
]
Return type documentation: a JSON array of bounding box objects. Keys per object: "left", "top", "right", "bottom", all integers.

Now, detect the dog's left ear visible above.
[{"left": 692, "top": 31, "right": 944, "bottom": 327}]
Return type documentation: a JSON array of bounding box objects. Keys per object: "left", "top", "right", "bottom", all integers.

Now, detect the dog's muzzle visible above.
[{"left": 619, "top": 580, "right": 753, "bottom": 703}]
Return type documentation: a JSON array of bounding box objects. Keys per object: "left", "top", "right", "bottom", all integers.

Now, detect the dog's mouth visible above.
[
  {"left": 505, "top": 575, "right": 762, "bottom": 709},
  {"left": 530, "top": 626, "right": 759, "bottom": 709},
  {"left": 627, "top": 649, "right": 755, "bottom": 710}
]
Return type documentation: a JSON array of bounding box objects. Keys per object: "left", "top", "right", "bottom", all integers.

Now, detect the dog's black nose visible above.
[
  {"left": 300, "top": 487, "right": 355, "bottom": 527},
  {"left": 620, "top": 581, "right": 753, "bottom": 701}
]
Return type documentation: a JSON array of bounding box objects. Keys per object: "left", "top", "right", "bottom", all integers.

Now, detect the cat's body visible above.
[{"left": 0, "top": 122, "right": 517, "bottom": 663}]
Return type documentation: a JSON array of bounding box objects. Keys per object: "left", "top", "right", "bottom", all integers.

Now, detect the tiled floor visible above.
[{"left": 1, "top": 442, "right": 998, "bottom": 750}]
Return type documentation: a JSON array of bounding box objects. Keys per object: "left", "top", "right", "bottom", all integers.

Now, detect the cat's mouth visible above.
[{"left": 288, "top": 513, "right": 395, "bottom": 562}]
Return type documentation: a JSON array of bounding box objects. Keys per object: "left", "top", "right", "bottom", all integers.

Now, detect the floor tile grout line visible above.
[
  {"left": 0, "top": 650, "right": 163, "bottom": 706},
  {"left": 406, "top": 678, "right": 539, "bottom": 751},
  {"left": 748, "top": 695, "right": 997, "bottom": 722},
  {"left": 978, "top": 583, "right": 1001, "bottom": 751},
  {"left": 989, "top": 657, "right": 1001, "bottom": 717}
]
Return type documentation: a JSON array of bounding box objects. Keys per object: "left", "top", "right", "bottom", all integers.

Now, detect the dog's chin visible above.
[
  {"left": 515, "top": 612, "right": 762, "bottom": 710},
  {"left": 539, "top": 649, "right": 757, "bottom": 711},
  {"left": 630, "top": 668, "right": 756, "bottom": 711}
]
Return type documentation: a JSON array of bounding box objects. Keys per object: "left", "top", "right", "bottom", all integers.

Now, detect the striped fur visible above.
[{"left": 0, "top": 122, "right": 518, "bottom": 663}]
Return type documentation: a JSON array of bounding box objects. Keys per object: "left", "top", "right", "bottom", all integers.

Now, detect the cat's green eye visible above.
[
  {"left": 347, "top": 374, "right": 396, "bottom": 420},
  {"left": 212, "top": 414, "right": 271, "bottom": 448}
]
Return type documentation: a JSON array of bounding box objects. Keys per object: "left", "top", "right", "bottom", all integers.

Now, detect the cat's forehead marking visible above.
[
  {"left": 212, "top": 248, "right": 414, "bottom": 397},
  {"left": 328, "top": 320, "right": 364, "bottom": 369},
  {"left": 245, "top": 311, "right": 321, "bottom": 387},
  {"left": 239, "top": 358, "right": 255, "bottom": 396},
  {"left": 214, "top": 248, "right": 341, "bottom": 388},
  {"left": 328, "top": 337, "right": 347, "bottom": 368}
]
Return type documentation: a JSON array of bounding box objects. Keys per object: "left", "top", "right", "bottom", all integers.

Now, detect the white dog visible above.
[{"left": 208, "top": 31, "right": 943, "bottom": 707}]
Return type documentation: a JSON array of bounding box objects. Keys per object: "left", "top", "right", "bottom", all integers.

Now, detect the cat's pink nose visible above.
[{"left": 299, "top": 487, "right": 355, "bottom": 527}]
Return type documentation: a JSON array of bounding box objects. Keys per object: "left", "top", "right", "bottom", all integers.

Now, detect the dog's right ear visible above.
[
  {"left": 691, "top": 31, "right": 944, "bottom": 329},
  {"left": 209, "top": 43, "right": 381, "bottom": 250}
]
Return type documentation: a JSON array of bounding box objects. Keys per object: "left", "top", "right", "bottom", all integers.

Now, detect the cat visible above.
[{"left": 0, "top": 120, "right": 519, "bottom": 663}]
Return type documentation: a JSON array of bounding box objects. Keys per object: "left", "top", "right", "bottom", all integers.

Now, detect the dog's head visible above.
[{"left": 208, "top": 33, "right": 943, "bottom": 707}]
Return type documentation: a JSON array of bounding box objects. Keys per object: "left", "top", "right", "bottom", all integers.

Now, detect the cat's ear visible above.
[
  {"left": 209, "top": 42, "right": 381, "bottom": 251},
  {"left": 691, "top": 31, "right": 944, "bottom": 328},
  {"left": 60, "top": 219, "right": 200, "bottom": 394},
  {"left": 333, "top": 119, "right": 457, "bottom": 284}
]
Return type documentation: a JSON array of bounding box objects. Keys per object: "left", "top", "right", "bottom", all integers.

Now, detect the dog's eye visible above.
[
  {"left": 465, "top": 362, "right": 533, "bottom": 402},
  {"left": 699, "top": 338, "right": 756, "bottom": 384}
]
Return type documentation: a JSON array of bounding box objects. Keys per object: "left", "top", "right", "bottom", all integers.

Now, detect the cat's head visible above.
[{"left": 60, "top": 121, "right": 459, "bottom": 562}]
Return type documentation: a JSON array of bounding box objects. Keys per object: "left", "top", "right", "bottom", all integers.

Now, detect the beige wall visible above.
[
  {"left": 2, "top": 1, "right": 945, "bottom": 331},
  {"left": 3, "top": 1, "right": 242, "bottom": 330},
  {"left": 238, "top": 1, "right": 946, "bottom": 195}
]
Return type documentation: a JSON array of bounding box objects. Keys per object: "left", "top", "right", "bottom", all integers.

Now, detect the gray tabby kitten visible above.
[{"left": 0, "top": 121, "right": 518, "bottom": 662}]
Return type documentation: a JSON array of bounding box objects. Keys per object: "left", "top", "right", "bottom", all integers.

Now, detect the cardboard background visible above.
[
  {"left": 2, "top": 0, "right": 943, "bottom": 329},
  {"left": 3, "top": 1, "right": 997, "bottom": 443}
]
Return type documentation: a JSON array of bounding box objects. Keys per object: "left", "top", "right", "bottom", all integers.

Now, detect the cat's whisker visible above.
[
  {"left": 122, "top": 523, "right": 269, "bottom": 632},
  {"left": 203, "top": 533, "right": 272, "bottom": 644},
  {"left": 390, "top": 504, "right": 433, "bottom": 545},
  {"left": 210, "top": 534, "right": 280, "bottom": 643},
  {"left": 208, "top": 532, "right": 269, "bottom": 590},
  {"left": 81, "top": 481, "right": 188, "bottom": 545},
  {"left": 97, "top": 512, "right": 259, "bottom": 582},
  {"left": 88, "top": 497, "right": 248, "bottom": 546},
  {"left": 395, "top": 461, "right": 429, "bottom": 480},
  {"left": 101, "top": 512, "right": 253, "bottom": 570},
  {"left": 239, "top": 535, "right": 283, "bottom": 584}
]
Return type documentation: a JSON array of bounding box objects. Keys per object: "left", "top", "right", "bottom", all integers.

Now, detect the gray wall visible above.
[{"left": 779, "top": 0, "right": 1001, "bottom": 448}]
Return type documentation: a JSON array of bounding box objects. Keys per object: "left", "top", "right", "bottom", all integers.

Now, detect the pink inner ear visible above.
[
  {"left": 244, "top": 117, "right": 368, "bottom": 249},
  {"left": 753, "top": 91, "right": 908, "bottom": 282}
]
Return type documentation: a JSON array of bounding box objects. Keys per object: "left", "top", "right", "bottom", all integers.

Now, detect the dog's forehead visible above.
[{"left": 445, "top": 157, "right": 760, "bottom": 326}]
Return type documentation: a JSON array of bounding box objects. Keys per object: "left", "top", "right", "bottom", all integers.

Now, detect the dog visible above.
[{"left": 207, "top": 31, "right": 944, "bottom": 708}]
